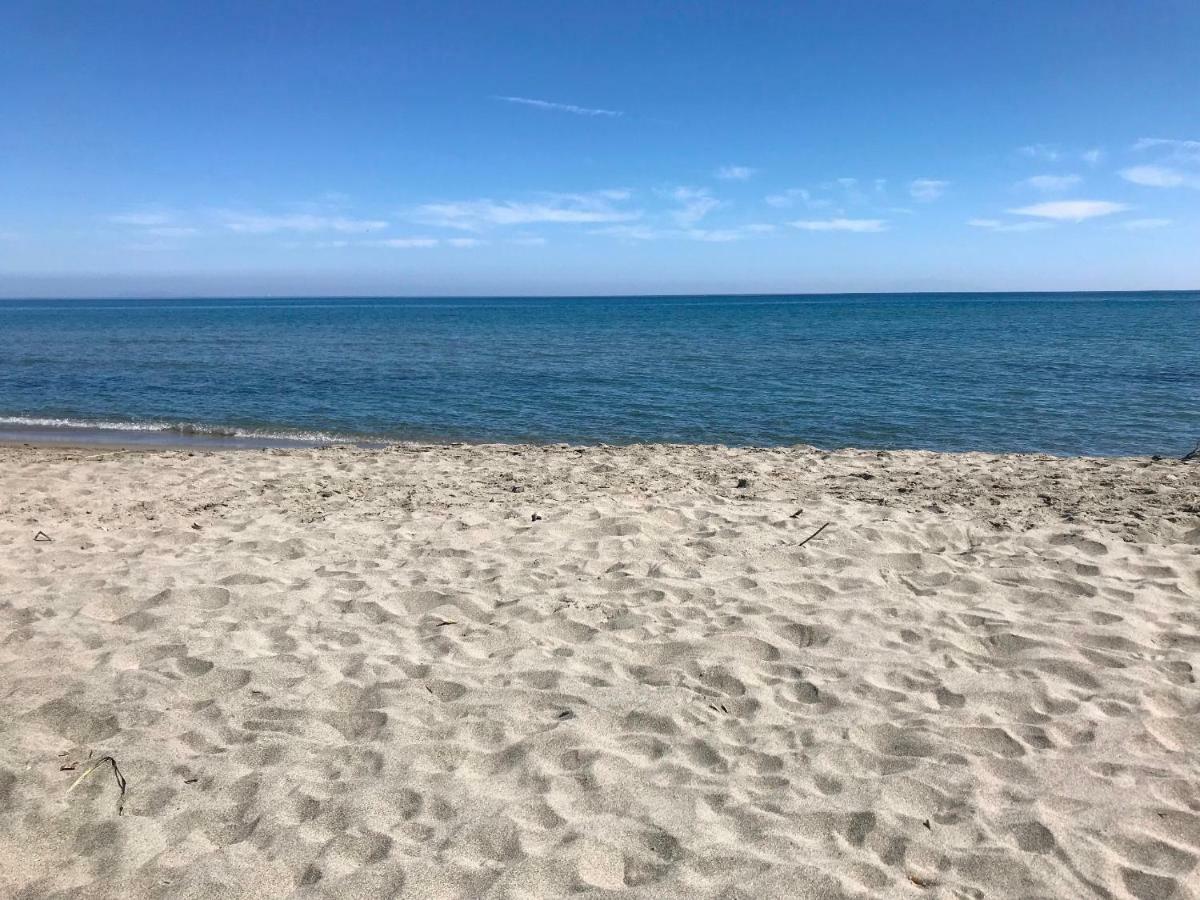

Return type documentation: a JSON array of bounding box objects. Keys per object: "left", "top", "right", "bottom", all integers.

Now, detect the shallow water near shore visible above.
[{"left": 2, "top": 291, "right": 1197, "bottom": 455}]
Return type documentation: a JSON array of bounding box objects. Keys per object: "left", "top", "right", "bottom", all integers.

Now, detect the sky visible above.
[{"left": 2, "top": 0, "right": 1199, "bottom": 297}]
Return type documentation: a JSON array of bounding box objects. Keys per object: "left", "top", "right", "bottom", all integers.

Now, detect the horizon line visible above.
[{"left": 1, "top": 287, "right": 1198, "bottom": 303}]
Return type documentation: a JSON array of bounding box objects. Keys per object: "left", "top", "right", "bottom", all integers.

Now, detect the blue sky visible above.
[{"left": 2, "top": 0, "right": 1199, "bottom": 296}]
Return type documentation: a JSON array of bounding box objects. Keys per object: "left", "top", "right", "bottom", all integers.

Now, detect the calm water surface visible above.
[{"left": 1, "top": 292, "right": 1196, "bottom": 456}]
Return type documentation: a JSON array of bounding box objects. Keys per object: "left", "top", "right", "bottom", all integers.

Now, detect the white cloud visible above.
[
  {"left": 593, "top": 222, "right": 769, "bottom": 242},
  {"left": 371, "top": 237, "right": 439, "bottom": 248},
  {"left": 686, "top": 229, "right": 747, "bottom": 242},
  {"left": 909, "top": 179, "right": 948, "bottom": 202},
  {"left": 1132, "top": 137, "right": 1200, "bottom": 163},
  {"left": 668, "top": 187, "right": 720, "bottom": 226},
  {"left": 147, "top": 226, "right": 199, "bottom": 237},
  {"left": 789, "top": 218, "right": 887, "bottom": 232},
  {"left": 968, "top": 218, "right": 1053, "bottom": 232},
  {"left": 125, "top": 240, "right": 179, "bottom": 252},
  {"left": 411, "top": 191, "right": 638, "bottom": 231},
  {"left": 765, "top": 188, "right": 830, "bottom": 209},
  {"left": 593, "top": 226, "right": 661, "bottom": 241},
  {"left": 1082, "top": 148, "right": 1104, "bottom": 166},
  {"left": 109, "top": 211, "right": 175, "bottom": 227},
  {"left": 1020, "top": 174, "right": 1082, "bottom": 192},
  {"left": 509, "top": 236, "right": 547, "bottom": 246},
  {"left": 1120, "top": 165, "right": 1200, "bottom": 189},
  {"left": 495, "top": 95, "right": 622, "bottom": 117},
  {"left": 1119, "top": 218, "right": 1171, "bottom": 230},
  {"left": 447, "top": 237, "right": 485, "bottom": 247},
  {"left": 715, "top": 165, "right": 756, "bottom": 181},
  {"left": 1007, "top": 200, "right": 1128, "bottom": 222},
  {"left": 1018, "top": 143, "right": 1061, "bottom": 161},
  {"left": 109, "top": 211, "right": 199, "bottom": 238},
  {"left": 826, "top": 177, "right": 872, "bottom": 205},
  {"left": 223, "top": 213, "right": 388, "bottom": 234}
]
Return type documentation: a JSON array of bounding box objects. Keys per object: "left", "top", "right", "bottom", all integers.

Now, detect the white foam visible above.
[{"left": 0, "top": 415, "right": 355, "bottom": 444}]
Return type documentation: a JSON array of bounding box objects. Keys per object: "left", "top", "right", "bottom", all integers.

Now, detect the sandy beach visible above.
[{"left": 1, "top": 442, "right": 1197, "bottom": 899}]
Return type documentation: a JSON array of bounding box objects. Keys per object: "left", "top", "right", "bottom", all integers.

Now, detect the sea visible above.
[{"left": 1, "top": 292, "right": 1197, "bottom": 456}]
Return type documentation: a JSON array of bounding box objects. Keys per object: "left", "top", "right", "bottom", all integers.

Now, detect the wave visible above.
[{"left": 0, "top": 415, "right": 362, "bottom": 445}]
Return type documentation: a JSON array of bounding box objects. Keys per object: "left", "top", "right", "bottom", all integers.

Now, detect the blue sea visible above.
[{"left": 0, "top": 292, "right": 1197, "bottom": 456}]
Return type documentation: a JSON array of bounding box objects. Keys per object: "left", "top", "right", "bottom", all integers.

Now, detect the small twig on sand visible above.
[
  {"left": 33, "top": 531, "right": 51, "bottom": 542},
  {"left": 796, "top": 521, "right": 832, "bottom": 548},
  {"left": 65, "top": 755, "right": 127, "bottom": 816}
]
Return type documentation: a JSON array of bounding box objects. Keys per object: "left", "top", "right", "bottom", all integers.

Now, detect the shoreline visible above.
[
  {"left": 0, "top": 419, "right": 1190, "bottom": 459},
  {"left": 0, "top": 422, "right": 390, "bottom": 452}
]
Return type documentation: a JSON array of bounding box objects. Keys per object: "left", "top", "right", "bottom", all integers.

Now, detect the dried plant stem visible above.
[{"left": 65, "top": 755, "right": 127, "bottom": 816}]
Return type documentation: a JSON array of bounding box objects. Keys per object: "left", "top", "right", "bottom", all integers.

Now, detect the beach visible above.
[{"left": 1, "top": 441, "right": 1198, "bottom": 899}]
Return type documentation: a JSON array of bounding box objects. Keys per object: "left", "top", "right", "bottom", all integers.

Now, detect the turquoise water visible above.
[{"left": 0, "top": 292, "right": 1196, "bottom": 455}]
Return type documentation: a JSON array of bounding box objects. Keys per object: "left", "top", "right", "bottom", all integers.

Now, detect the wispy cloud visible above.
[
  {"left": 789, "top": 218, "right": 887, "bottom": 232},
  {"left": 125, "top": 240, "right": 181, "bottom": 253},
  {"left": 1021, "top": 144, "right": 1105, "bottom": 166},
  {"left": 594, "top": 223, "right": 772, "bottom": 242},
  {"left": 366, "top": 236, "right": 484, "bottom": 248},
  {"left": 109, "top": 211, "right": 175, "bottom": 227},
  {"left": 370, "top": 237, "right": 439, "bottom": 248},
  {"left": 109, "top": 210, "right": 198, "bottom": 241},
  {"left": 768, "top": 179, "right": 887, "bottom": 210},
  {"left": 411, "top": 191, "right": 638, "bottom": 231},
  {"left": 668, "top": 187, "right": 720, "bottom": 227},
  {"left": 1133, "top": 137, "right": 1200, "bottom": 163},
  {"left": 1019, "top": 174, "right": 1082, "bottom": 192},
  {"left": 765, "top": 188, "right": 830, "bottom": 209},
  {"left": 495, "top": 95, "right": 622, "bottom": 117},
  {"left": 1007, "top": 200, "right": 1128, "bottom": 222},
  {"left": 1018, "top": 143, "right": 1061, "bottom": 162},
  {"left": 909, "top": 179, "right": 948, "bottom": 202},
  {"left": 146, "top": 226, "right": 199, "bottom": 237},
  {"left": 1119, "top": 218, "right": 1171, "bottom": 230},
  {"left": 827, "top": 177, "right": 871, "bottom": 205},
  {"left": 509, "top": 235, "right": 547, "bottom": 246},
  {"left": 968, "top": 218, "right": 1053, "bottom": 233},
  {"left": 223, "top": 212, "right": 388, "bottom": 234},
  {"left": 1120, "top": 165, "right": 1200, "bottom": 189},
  {"left": 714, "top": 165, "right": 756, "bottom": 181}
]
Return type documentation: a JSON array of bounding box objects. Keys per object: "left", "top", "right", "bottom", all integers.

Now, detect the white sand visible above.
[{"left": 1, "top": 442, "right": 1198, "bottom": 899}]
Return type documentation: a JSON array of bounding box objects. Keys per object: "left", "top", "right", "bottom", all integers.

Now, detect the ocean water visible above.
[{"left": 1, "top": 292, "right": 1197, "bottom": 456}]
